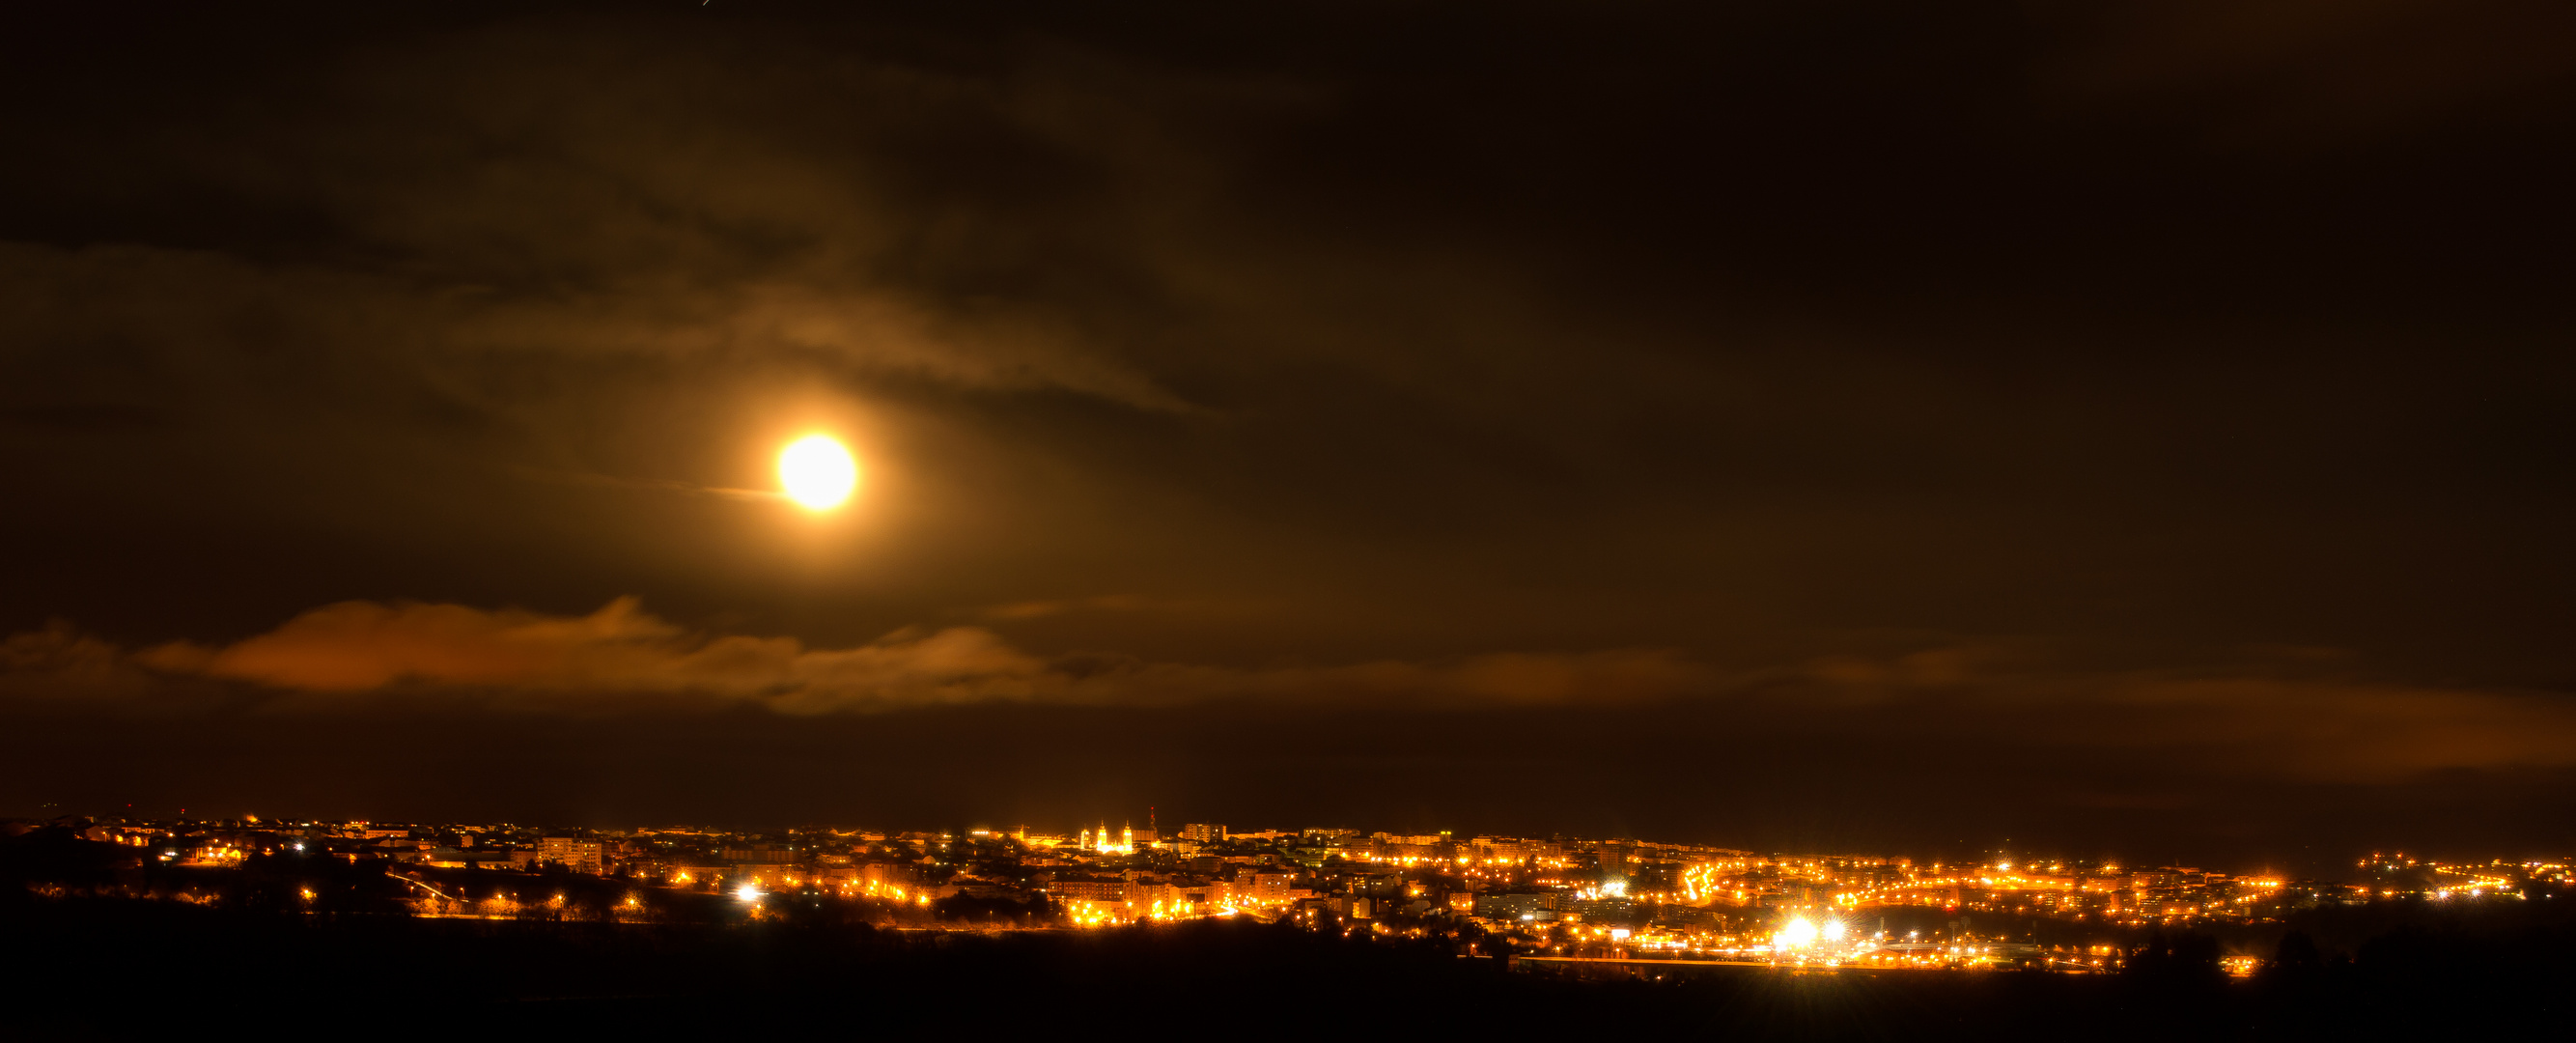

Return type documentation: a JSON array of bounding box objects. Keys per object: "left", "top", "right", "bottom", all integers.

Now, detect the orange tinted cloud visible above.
[
  {"left": 1768, "top": 648, "right": 2576, "bottom": 782},
  {"left": 111, "top": 597, "right": 1710, "bottom": 713},
  {"left": 6, "top": 602, "right": 2573, "bottom": 786},
  {"left": 142, "top": 598, "right": 1052, "bottom": 712},
  {"left": 1, "top": 622, "right": 152, "bottom": 701}
]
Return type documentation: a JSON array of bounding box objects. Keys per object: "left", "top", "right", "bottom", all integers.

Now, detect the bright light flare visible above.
[
  {"left": 735, "top": 884, "right": 763, "bottom": 902},
  {"left": 1778, "top": 916, "right": 1819, "bottom": 947},
  {"left": 777, "top": 435, "right": 858, "bottom": 510}
]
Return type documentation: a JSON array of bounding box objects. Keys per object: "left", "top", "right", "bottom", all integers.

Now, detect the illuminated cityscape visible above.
[{"left": 22, "top": 811, "right": 2566, "bottom": 977}]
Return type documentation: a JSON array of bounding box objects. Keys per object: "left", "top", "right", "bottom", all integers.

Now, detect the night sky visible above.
[{"left": 5, "top": 1, "right": 2572, "bottom": 873}]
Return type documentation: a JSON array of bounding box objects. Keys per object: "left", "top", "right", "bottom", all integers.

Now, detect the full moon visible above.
[{"left": 777, "top": 435, "right": 858, "bottom": 510}]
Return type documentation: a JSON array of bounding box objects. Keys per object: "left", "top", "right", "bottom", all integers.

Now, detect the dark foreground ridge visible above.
[{"left": 8, "top": 888, "right": 2570, "bottom": 1040}]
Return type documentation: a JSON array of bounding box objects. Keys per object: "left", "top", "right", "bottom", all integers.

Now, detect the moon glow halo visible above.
[{"left": 778, "top": 435, "right": 858, "bottom": 510}]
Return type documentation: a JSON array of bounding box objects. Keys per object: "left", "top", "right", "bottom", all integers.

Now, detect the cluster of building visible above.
[{"left": 30, "top": 813, "right": 2568, "bottom": 967}]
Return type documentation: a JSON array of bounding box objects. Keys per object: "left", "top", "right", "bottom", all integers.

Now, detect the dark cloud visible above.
[{"left": 1, "top": 1, "right": 2570, "bottom": 852}]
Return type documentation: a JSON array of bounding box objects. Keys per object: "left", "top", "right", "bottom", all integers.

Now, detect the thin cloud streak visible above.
[{"left": 506, "top": 465, "right": 788, "bottom": 503}]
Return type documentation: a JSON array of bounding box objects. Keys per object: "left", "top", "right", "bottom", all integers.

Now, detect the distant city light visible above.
[{"left": 22, "top": 812, "right": 2548, "bottom": 965}]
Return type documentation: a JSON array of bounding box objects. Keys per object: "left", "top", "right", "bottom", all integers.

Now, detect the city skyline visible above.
[
  {"left": 22, "top": 797, "right": 2557, "bottom": 885},
  {"left": 12, "top": 803, "right": 2560, "bottom": 1035},
  {"left": 44, "top": 807, "right": 2562, "bottom": 930}
]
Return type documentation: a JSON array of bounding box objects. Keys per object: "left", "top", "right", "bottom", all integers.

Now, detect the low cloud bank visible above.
[
  {"left": 145, "top": 598, "right": 1054, "bottom": 713},
  {"left": 6, "top": 598, "right": 2574, "bottom": 784},
  {"left": 8, "top": 598, "right": 1707, "bottom": 715}
]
